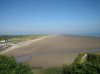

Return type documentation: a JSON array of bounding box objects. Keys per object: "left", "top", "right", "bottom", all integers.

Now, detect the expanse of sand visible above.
[
  {"left": 1, "top": 35, "right": 100, "bottom": 68},
  {"left": 0, "top": 35, "right": 55, "bottom": 54}
]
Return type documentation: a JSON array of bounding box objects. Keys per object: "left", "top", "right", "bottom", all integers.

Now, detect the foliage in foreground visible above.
[
  {"left": 62, "top": 53, "right": 100, "bottom": 74},
  {"left": 0, "top": 55, "right": 33, "bottom": 74},
  {"left": 0, "top": 53, "right": 100, "bottom": 74}
]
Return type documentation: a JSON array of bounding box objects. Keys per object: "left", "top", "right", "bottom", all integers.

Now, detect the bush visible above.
[
  {"left": 0, "top": 55, "right": 33, "bottom": 74},
  {"left": 62, "top": 53, "right": 100, "bottom": 74}
]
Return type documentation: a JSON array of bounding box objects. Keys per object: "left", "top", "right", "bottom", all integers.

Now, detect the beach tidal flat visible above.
[{"left": 1, "top": 35, "right": 100, "bottom": 68}]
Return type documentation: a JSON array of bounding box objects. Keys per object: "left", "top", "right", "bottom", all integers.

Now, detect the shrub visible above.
[
  {"left": 62, "top": 53, "right": 100, "bottom": 74},
  {"left": 0, "top": 55, "right": 33, "bottom": 74}
]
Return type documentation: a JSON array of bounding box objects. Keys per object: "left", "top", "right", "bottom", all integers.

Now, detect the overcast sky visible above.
[{"left": 0, "top": 0, "right": 100, "bottom": 35}]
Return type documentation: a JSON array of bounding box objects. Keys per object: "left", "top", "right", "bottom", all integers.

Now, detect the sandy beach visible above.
[
  {"left": 1, "top": 35, "right": 100, "bottom": 68},
  {"left": 0, "top": 35, "right": 55, "bottom": 54}
]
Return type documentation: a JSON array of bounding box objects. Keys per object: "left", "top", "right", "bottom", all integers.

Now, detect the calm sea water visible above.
[{"left": 62, "top": 34, "right": 100, "bottom": 38}]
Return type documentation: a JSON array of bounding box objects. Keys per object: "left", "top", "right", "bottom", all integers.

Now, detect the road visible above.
[{"left": 1, "top": 35, "right": 100, "bottom": 68}]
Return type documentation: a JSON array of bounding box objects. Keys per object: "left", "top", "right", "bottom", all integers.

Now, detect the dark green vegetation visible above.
[
  {"left": 62, "top": 53, "right": 100, "bottom": 74},
  {"left": 0, "top": 55, "right": 33, "bottom": 74}
]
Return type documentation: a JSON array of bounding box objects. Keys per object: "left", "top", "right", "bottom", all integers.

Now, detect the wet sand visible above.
[{"left": 1, "top": 35, "right": 100, "bottom": 68}]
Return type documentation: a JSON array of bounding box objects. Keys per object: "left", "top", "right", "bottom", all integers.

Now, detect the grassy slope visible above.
[{"left": 0, "top": 35, "right": 47, "bottom": 44}]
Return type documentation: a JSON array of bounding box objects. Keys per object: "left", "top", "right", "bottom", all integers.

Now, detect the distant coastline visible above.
[
  {"left": 61, "top": 34, "right": 100, "bottom": 38},
  {"left": 0, "top": 34, "right": 100, "bottom": 38}
]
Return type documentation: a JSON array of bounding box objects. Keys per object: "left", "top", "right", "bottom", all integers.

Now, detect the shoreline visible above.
[{"left": 0, "top": 35, "right": 56, "bottom": 54}]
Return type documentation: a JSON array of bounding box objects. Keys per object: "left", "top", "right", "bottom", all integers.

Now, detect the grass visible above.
[
  {"left": 0, "top": 34, "right": 47, "bottom": 44},
  {"left": 32, "top": 67, "right": 62, "bottom": 74},
  {"left": 10, "top": 35, "right": 44, "bottom": 44}
]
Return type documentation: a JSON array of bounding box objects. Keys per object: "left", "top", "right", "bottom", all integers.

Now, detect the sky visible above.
[{"left": 0, "top": 0, "right": 100, "bottom": 35}]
